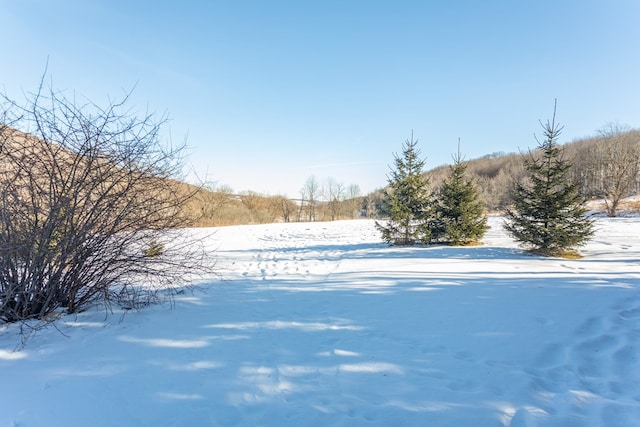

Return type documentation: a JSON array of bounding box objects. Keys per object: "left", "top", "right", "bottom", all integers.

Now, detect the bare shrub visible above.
[{"left": 0, "top": 82, "right": 211, "bottom": 322}]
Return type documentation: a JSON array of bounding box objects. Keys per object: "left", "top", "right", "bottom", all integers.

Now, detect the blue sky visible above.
[{"left": 2, "top": 1, "right": 639, "bottom": 197}]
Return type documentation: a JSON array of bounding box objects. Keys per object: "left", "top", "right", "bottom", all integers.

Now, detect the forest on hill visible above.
[{"left": 364, "top": 126, "right": 640, "bottom": 218}]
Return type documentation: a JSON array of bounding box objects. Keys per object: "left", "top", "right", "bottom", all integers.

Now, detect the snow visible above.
[{"left": 1, "top": 216, "right": 640, "bottom": 426}]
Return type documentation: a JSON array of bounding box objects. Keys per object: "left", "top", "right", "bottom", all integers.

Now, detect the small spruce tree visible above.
[
  {"left": 376, "top": 132, "right": 433, "bottom": 245},
  {"left": 434, "top": 143, "right": 489, "bottom": 245},
  {"left": 504, "top": 102, "right": 594, "bottom": 257}
]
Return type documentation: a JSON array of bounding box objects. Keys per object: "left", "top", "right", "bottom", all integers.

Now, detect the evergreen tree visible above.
[
  {"left": 434, "top": 145, "right": 489, "bottom": 245},
  {"left": 376, "top": 132, "right": 433, "bottom": 245},
  {"left": 504, "top": 103, "right": 594, "bottom": 257}
]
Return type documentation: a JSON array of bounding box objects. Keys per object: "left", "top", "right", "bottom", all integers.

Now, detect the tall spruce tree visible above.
[
  {"left": 434, "top": 144, "right": 489, "bottom": 245},
  {"left": 376, "top": 132, "right": 433, "bottom": 245},
  {"left": 504, "top": 102, "right": 594, "bottom": 257}
]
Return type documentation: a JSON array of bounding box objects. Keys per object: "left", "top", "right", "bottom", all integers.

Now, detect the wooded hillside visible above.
[{"left": 396, "top": 127, "right": 640, "bottom": 215}]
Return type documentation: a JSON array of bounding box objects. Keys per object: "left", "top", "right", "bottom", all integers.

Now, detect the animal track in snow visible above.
[{"left": 522, "top": 294, "right": 640, "bottom": 425}]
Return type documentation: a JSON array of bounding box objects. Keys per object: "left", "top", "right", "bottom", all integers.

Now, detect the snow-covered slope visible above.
[{"left": 1, "top": 217, "right": 639, "bottom": 426}]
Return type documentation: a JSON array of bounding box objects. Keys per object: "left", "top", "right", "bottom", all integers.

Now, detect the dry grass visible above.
[
  {"left": 586, "top": 197, "right": 640, "bottom": 215},
  {"left": 451, "top": 240, "right": 484, "bottom": 247},
  {"left": 623, "top": 198, "right": 640, "bottom": 212},
  {"left": 528, "top": 248, "right": 583, "bottom": 259}
]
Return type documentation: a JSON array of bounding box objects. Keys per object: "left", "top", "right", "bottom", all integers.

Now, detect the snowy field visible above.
[{"left": 1, "top": 216, "right": 640, "bottom": 427}]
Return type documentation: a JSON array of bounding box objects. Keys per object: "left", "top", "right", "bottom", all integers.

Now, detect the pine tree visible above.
[
  {"left": 376, "top": 132, "right": 433, "bottom": 245},
  {"left": 434, "top": 144, "right": 489, "bottom": 245},
  {"left": 504, "top": 102, "right": 594, "bottom": 257}
]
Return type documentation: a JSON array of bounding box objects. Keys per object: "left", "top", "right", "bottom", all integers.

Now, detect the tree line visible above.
[
  {"left": 188, "top": 177, "right": 364, "bottom": 226},
  {"left": 188, "top": 121, "right": 640, "bottom": 227}
]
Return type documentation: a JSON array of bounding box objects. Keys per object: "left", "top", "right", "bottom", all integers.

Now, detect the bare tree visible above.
[
  {"left": 302, "top": 175, "right": 320, "bottom": 221},
  {"left": 346, "top": 184, "right": 363, "bottom": 218},
  {"left": 195, "top": 184, "right": 234, "bottom": 226},
  {"left": 240, "top": 192, "right": 293, "bottom": 224},
  {"left": 297, "top": 188, "right": 307, "bottom": 222},
  {"left": 0, "top": 82, "right": 210, "bottom": 322},
  {"left": 580, "top": 124, "right": 640, "bottom": 216},
  {"left": 362, "top": 191, "right": 383, "bottom": 218},
  {"left": 240, "top": 192, "right": 267, "bottom": 223},
  {"left": 273, "top": 195, "right": 297, "bottom": 223},
  {"left": 325, "top": 178, "right": 345, "bottom": 221}
]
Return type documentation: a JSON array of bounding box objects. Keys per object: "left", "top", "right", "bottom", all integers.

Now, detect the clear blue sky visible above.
[{"left": 2, "top": 1, "right": 639, "bottom": 197}]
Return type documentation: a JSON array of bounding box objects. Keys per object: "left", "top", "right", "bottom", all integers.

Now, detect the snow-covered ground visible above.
[{"left": 1, "top": 216, "right": 639, "bottom": 427}]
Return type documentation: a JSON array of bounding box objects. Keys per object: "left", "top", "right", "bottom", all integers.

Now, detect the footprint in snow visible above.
[
  {"left": 533, "top": 342, "right": 566, "bottom": 369},
  {"left": 574, "top": 333, "right": 619, "bottom": 355},
  {"left": 619, "top": 306, "right": 640, "bottom": 320},
  {"left": 574, "top": 316, "right": 605, "bottom": 338}
]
